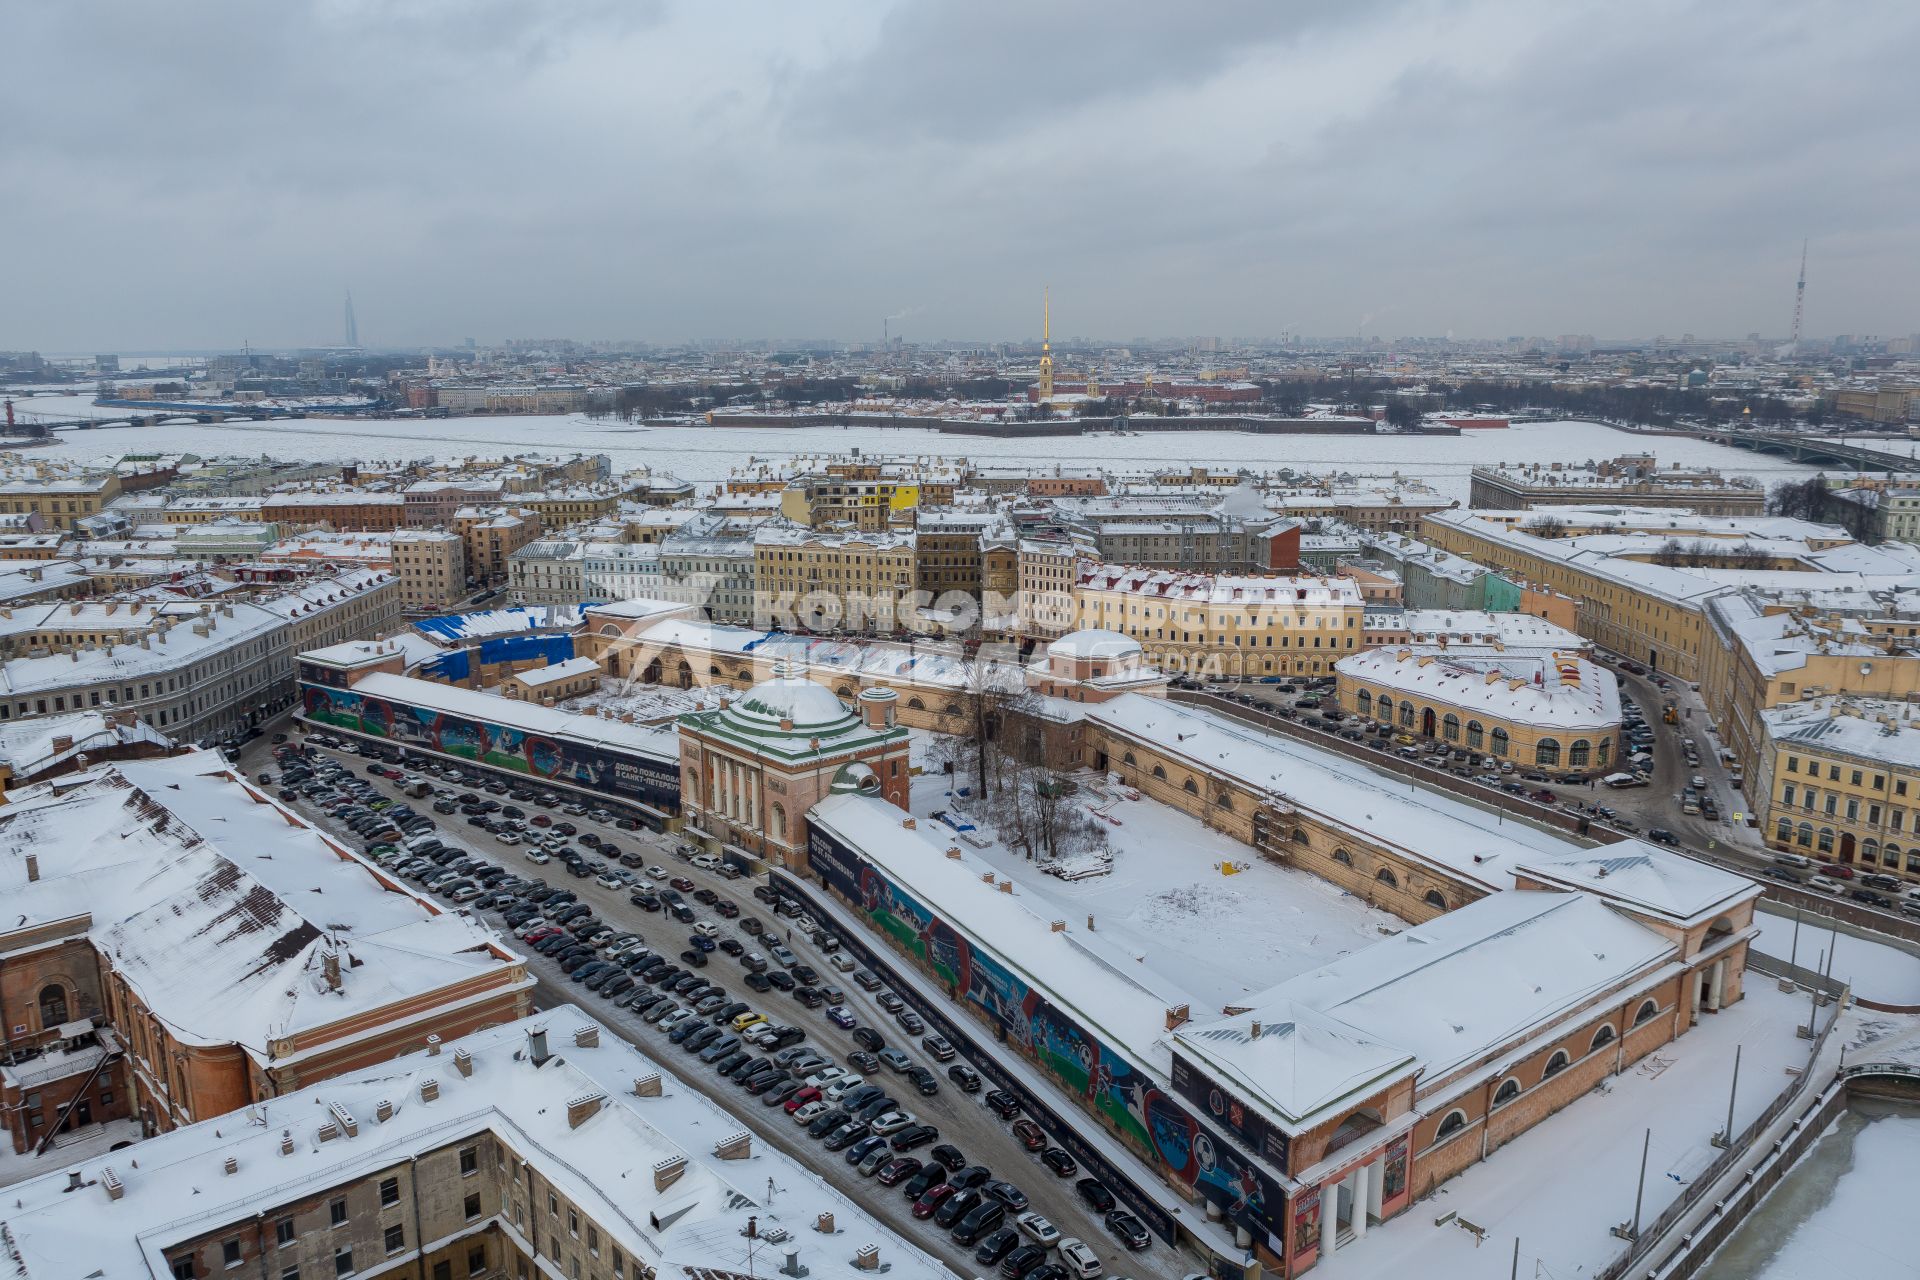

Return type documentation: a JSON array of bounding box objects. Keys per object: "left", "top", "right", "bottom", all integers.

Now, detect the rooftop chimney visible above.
[
  {"left": 713, "top": 1130, "right": 752, "bottom": 1161},
  {"left": 815, "top": 1212, "right": 836, "bottom": 1234},
  {"left": 566, "top": 1091, "right": 606, "bottom": 1129},
  {"left": 572, "top": 1025, "right": 599, "bottom": 1049},
  {"left": 223, "top": 1156, "right": 238, "bottom": 1176},
  {"left": 321, "top": 950, "right": 342, "bottom": 991},
  {"left": 100, "top": 1168, "right": 123, "bottom": 1202},
  {"left": 453, "top": 1047, "right": 472, "bottom": 1077},
  {"left": 279, "top": 1130, "right": 295, "bottom": 1156},
  {"left": 1165, "top": 1004, "right": 1191, "bottom": 1031},
  {"left": 527, "top": 1026, "right": 550, "bottom": 1066},
  {"left": 634, "top": 1072, "right": 663, "bottom": 1097},
  {"left": 419, "top": 1078, "right": 440, "bottom": 1102},
  {"left": 425, "top": 1034, "right": 441, "bottom": 1056},
  {"left": 24, "top": 854, "right": 39, "bottom": 883},
  {"left": 854, "top": 1245, "right": 880, "bottom": 1271},
  {"left": 375, "top": 1099, "right": 393, "bottom": 1123},
  {"left": 652, "top": 1154, "right": 687, "bottom": 1192}
]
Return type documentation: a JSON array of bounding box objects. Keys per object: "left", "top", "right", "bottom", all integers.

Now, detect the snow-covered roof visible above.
[
  {"left": 807, "top": 793, "right": 1191, "bottom": 1068},
  {"left": 0, "top": 711, "right": 171, "bottom": 778},
  {"left": 337, "top": 672, "right": 679, "bottom": 762},
  {"left": 510, "top": 656, "right": 601, "bottom": 688},
  {"left": 412, "top": 604, "right": 584, "bottom": 645},
  {"left": 0, "top": 755, "right": 528, "bottom": 1061},
  {"left": 1183, "top": 892, "right": 1678, "bottom": 1121},
  {"left": 1046, "top": 628, "right": 1141, "bottom": 660},
  {"left": 1078, "top": 566, "right": 1364, "bottom": 607},
  {"left": 1761, "top": 697, "right": 1920, "bottom": 771},
  {"left": 1084, "top": 695, "right": 1575, "bottom": 891},
  {"left": 0, "top": 1009, "right": 950, "bottom": 1280},
  {"left": 1335, "top": 648, "right": 1621, "bottom": 733},
  {"left": 1511, "top": 845, "right": 1759, "bottom": 928},
  {"left": 1170, "top": 1000, "right": 1416, "bottom": 1131}
]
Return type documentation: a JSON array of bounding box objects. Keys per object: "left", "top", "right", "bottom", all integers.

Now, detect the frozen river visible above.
[
  {"left": 5, "top": 394, "right": 1826, "bottom": 503},
  {"left": 1693, "top": 1100, "right": 1920, "bottom": 1280}
]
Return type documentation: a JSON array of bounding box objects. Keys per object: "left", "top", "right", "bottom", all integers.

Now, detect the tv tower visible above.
[
  {"left": 343, "top": 290, "right": 360, "bottom": 349},
  {"left": 1788, "top": 241, "right": 1806, "bottom": 353}
]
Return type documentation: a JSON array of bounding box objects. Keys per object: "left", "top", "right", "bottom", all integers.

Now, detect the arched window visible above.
[
  {"left": 1215, "top": 793, "right": 1233, "bottom": 811},
  {"left": 1122, "top": 752, "right": 1136, "bottom": 766},
  {"left": 943, "top": 703, "right": 962, "bottom": 716},
  {"left": 711, "top": 664, "right": 724, "bottom": 677},
  {"left": 1332, "top": 848, "right": 1353, "bottom": 866},
  {"left": 1183, "top": 778, "right": 1199, "bottom": 795},
  {"left": 834, "top": 683, "right": 853, "bottom": 697},
  {"left": 1293, "top": 830, "right": 1311, "bottom": 846},
  {"left": 1590, "top": 1024, "right": 1617, "bottom": 1052},
  {"left": 769, "top": 803, "right": 787, "bottom": 842},
  {"left": 38, "top": 984, "right": 67, "bottom": 1028},
  {"left": 1887, "top": 842, "right": 1904, "bottom": 868},
  {"left": 1776, "top": 817, "right": 1793, "bottom": 843},
  {"left": 1535, "top": 738, "right": 1560, "bottom": 767},
  {"left": 1597, "top": 739, "right": 1611, "bottom": 765},
  {"left": 1864, "top": 838, "right": 1880, "bottom": 864},
  {"left": 1491, "top": 1078, "right": 1521, "bottom": 1108},
  {"left": 1633, "top": 998, "right": 1660, "bottom": 1026},
  {"left": 1797, "top": 822, "right": 1812, "bottom": 847},
  {"left": 1399, "top": 703, "right": 1415, "bottom": 728},
  {"left": 907, "top": 697, "right": 926, "bottom": 711},
  {"left": 1491, "top": 727, "right": 1510, "bottom": 757},
  {"left": 1355, "top": 690, "right": 1372, "bottom": 717},
  {"left": 1435, "top": 1110, "right": 1468, "bottom": 1140},
  {"left": 1442, "top": 713, "right": 1461, "bottom": 742},
  {"left": 1568, "top": 739, "right": 1591, "bottom": 767},
  {"left": 1152, "top": 765, "right": 1167, "bottom": 781},
  {"left": 1466, "top": 720, "right": 1485, "bottom": 749},
  {"left": 1542, "top": 1049, "right": 1571, "bottom": 1080},
  {"left": 1817, "top": 827, "right": 1835, "bottom": 853},
  {"left": 1424, "top": 889, "right": 1447, "bottom": 910},
  {"left": 1376, "top": 867, "right": 1398, "bottom": 888}
]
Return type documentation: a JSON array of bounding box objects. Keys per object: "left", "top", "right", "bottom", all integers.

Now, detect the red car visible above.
[
  {"left": 1821, "top": 863, "right": 1855, "bottom": 880},
  {"left": 1011, "top": 1118, "right": 1047, "bottom": 1152},
  {"left": 912, "top": 1182, "right": 956, "bottom": 1219},
  {"left": 670, "top": 876, "right": 696, "bottom": 892},
  {"left": 876, "top": 1157, "right": 922, "bottom": 1187},
  {"left": 783, "top": 1086, "right": 822, "bottom": 1114}
]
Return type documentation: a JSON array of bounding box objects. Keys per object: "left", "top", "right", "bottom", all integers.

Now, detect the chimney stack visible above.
[
  {"left": 279, "top": 1130, "right": 295, "bottom": 1156},
  {"left": 815, "top": 1212, "right": 836, "bottom": 1234},
  {"left": 566, "top": 1091, "right": 606, "bottom": 1129},
  {"left": 453, "top": 1047, "right": 472, "bottom": 1077},
  {"left": 1165, "top": 1003, "right": 1191, "bottom": 1031},
  {"left": 527, "top": 1026, "right": 550, "bottom": 1066},
  {"left": 223, "top": 1156, "right": 238, "bottom": 1176},
  {"left": 854, "top": 1245, "right": 880, "bottom": 1271},
  {"left": 572, "top": 1025, "right": 599, "bottom": 1049},
  {"left": 713, "top": 1131, "right": 752, "bottom": 1161},
  {"left": 419, "top": 1078, "right": 440, "bottom": 1102},
  {"left": 100, "top": 1168, "right": 123, "bottom": 1202},
  {"left": 24, "top": 854, "right": 38, "bottom": 882},
  {"left": 425, "top": 1034, "right": 441, "bottom": 1056},
  {"left": 634, "top": 1072, "right": 663, "bottom": 1097},
  {"left": 321, "top": 951, "right": 342, "bottom": 991},
  {"left": 652, "top": 1154, "right": 687, "bottom": 1192}
]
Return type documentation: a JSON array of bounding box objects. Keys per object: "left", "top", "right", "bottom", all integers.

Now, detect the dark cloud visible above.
[{"left": 0, "top": 0, "right": 1912, "bottom": 350}]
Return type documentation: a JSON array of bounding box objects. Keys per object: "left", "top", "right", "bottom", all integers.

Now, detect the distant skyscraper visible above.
[{"left": 344, "top": 290, "right": 360, "bottom": 348}]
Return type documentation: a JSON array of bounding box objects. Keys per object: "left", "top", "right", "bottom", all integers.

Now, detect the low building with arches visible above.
[
  {"left": 1334, "top": 646, "right": 1621, "bottom": 778},
  {"left": 800, "top": 786, "right": 1759, "bottom": 1278}
]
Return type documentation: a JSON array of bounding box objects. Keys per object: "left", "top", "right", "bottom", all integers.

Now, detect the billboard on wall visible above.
[
  {"left": 300, "top": 682, "right": 680, "bottom": 811},
  {"left": 806, "top": 824, "right": 1289, "bottom": 1251}
]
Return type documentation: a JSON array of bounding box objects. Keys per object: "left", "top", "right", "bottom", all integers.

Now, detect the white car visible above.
[
  {"left": 524, "top": 849, "right": 551, "bottom": 864},
  {"left": 645, "top": 865, "right": 669, "bottom": 881},
  {"left": 596, "top": 873, "right": 625, "bottom": 890},
  {"left": 1057, "top": 1240, "right": 1102, "bottom": 1279},
  {"left": 513, "top": 918, "right": 550, "bottom": 939},
  {"left": 692, "top": 854, "right": 721, "bottom": 871},
  {"left": 743, "top": 1023, "right": 781, "bottom": 1047},
  {"left": 824, "top": 1074, "right": 866, "bottom": 1102},
  {"left": 829, "top": 952, "right": 857, "bottom": 972},
  {"left": 868, "top": 1110, "right": 914, "bottom": 1135},
  {"left": 1017, "top": 1213, "right": 1060, "bottom": 1247},
  {"left": 657, "top": 1008, "right": 693, "bottom": 1032},
  {"left": 791, "top": 1100, "right": 830, "bottom": 1125},
  {"left": 804, "top": 1067, "right": 847, "bottom": 1089},
  {"left": 494, "top": 830, "right": 522, "bottom": 846},
  {"left": 447, "top": 883, "right": 485, "bottom": 903},
  {"left": 1808, "top": 875, "right": 1844, "bottom": 894},
  {"left": 693, "top": 921, "right": 720, "bottom": 939}
]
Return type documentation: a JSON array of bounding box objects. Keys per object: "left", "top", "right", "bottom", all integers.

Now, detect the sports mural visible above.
[
  {"left": 809, "top": 824, "right": 1289, "bottom": 1251},
  {"left": 299, "top": 683, "right": 679, "bottom": 811}
]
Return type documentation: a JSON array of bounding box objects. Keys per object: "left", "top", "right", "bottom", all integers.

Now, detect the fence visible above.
[{"left": 1590, "top": 972, "right": 1842, "bottom": 1280}]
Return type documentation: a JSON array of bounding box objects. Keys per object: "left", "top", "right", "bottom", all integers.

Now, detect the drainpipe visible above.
[
  {"left": 409, "top": 1153, "right": 426, "bottom": 1280},
  {"left": 254, "top": 1214, "right": 270, "bottom": 1280}
]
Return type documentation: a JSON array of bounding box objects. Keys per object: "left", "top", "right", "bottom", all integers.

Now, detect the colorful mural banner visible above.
[
  {"left": 806, "top": 824, "right": 1291, "bottom": 1247},
  {"left": 299, "top": 683, "right": 679, "bottom": 810}
]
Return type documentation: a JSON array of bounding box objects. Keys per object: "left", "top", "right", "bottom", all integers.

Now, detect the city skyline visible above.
[{"left": 3, "top": 1, "right": 1917, "bottom": 351}]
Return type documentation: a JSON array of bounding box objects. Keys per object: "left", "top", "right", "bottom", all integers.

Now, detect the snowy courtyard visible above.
[
  {"left": 1314, "top": 981, "right": 1829, "bottom": 1280},
  {"left": 909, "top": 766, "right": 1405, "bottom": 1010}
]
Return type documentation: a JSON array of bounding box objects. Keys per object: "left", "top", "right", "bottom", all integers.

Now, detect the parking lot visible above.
[{"left": 249, "top": 722, "right": 1197, "bottom": 1280}]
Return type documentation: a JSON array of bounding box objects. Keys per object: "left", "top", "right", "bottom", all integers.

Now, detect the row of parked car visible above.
[{"left": 286, "top": 734, "right": 1162, "bottom": 1278}]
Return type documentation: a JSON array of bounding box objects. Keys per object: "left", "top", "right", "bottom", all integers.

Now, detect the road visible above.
[{"left": 247, "top": 719, "right": 1195, "bottom": 1280}]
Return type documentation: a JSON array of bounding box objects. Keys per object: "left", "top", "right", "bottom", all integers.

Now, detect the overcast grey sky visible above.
[{"left": 4, "top": 0, "right": 1916, "bottom": 351}]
